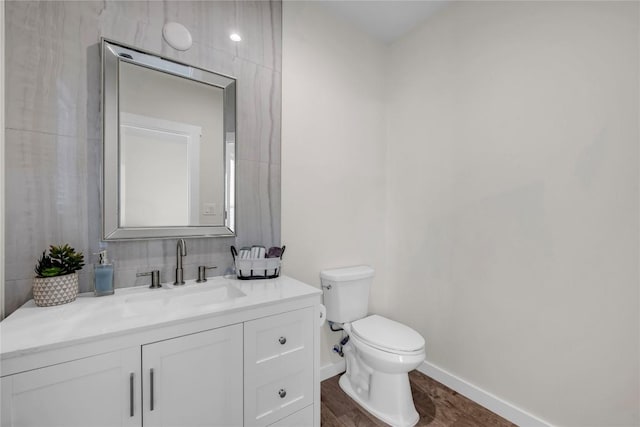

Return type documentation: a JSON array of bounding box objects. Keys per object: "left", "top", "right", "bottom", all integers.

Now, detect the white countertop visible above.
[{"left": 0, "top": 275, "right": 321, "bottom": 360}]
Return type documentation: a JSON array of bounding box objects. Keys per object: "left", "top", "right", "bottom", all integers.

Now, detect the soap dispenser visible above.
[{"left": 94, "top": 250, "right": 114, "bottom": 296}]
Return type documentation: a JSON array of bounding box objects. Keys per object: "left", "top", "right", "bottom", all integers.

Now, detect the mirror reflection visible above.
[{"left": 119, "top": 61, "right": 225, "bottom": 227}]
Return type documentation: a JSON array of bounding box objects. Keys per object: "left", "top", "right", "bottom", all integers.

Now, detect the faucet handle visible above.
[
  {"left": 137, "top": 270, "right": 161, "bottom": 289},
  {"left": 196, "top": 266, "right": 218, "bottom": 283}
]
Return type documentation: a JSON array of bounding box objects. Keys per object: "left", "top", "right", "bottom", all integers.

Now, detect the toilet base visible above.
[{"left": 339, "top": 373, "right": 419, "bottom": 427}]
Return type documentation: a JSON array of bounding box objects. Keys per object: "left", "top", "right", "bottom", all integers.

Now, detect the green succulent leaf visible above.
[
  {"left": 34, "top": 244, "right": 85, "bottom": 278},
  {"left": 40, "top": 267, "right": 64, "bottom": 277}
]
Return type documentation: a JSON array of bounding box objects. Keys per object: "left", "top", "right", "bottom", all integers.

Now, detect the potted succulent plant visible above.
[{"left": 33, "top": 244, "right": 85, "bottom": 307}]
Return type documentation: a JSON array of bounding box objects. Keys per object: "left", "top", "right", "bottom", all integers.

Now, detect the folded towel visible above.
[{"left": 250, "top": 245, "right": 266, "bottom": 259}]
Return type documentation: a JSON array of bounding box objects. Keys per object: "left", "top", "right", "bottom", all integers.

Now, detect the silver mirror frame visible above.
[{"left": 101, "top": 39, "right": 236, "bottom": 240}]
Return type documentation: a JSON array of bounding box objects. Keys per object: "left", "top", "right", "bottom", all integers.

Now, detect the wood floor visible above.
[{"left": 321, "top": 370, "right": 517, "bottom": 427}]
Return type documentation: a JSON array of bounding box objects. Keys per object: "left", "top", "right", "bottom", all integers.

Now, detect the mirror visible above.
[{"left": 102, "top": 39, "right": 236, "bottom": 240}]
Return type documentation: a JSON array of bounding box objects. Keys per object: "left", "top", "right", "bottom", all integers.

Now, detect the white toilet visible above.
[{"left": 320, "top": 266, "right": 426, "bottom": 427}]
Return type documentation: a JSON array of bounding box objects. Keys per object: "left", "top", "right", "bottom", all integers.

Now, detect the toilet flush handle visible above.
[
  {"left": 321, "top": 283, "right": 331, "bottom": 290},
  {"left": 318, "top": 304, "right": 327, "bottom": 327}
]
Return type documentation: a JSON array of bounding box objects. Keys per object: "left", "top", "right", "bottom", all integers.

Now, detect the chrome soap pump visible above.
[{"left": 94, "top": 250, "right": 114, "bottom": 296}]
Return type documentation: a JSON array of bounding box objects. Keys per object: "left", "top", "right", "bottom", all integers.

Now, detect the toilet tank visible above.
[{"left": 320, "top": 265, "right": 375, "bottom": 324}]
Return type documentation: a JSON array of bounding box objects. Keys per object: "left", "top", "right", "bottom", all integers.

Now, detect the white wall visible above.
[
  {"left": 385, "top": 2, "right": 639, "bottom": 426},
  {"left": 281, "top": 1, "right": 388, "bottom": 369},
  {"left": 283, "top": 0, "right": 639, "bottom": 425}
]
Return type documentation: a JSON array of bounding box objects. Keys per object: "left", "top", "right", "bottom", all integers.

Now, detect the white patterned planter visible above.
[{"left": 32, "top": 273, "right": 79, "bottom": 307}]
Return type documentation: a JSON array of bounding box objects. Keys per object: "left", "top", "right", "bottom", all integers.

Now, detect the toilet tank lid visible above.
[{"left": 320, "top": 265, "right": 375, "bottom": 282}]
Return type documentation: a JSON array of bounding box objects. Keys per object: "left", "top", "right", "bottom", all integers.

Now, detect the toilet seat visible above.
[{"left": 351, "top": 315, "right": 425, "bottom": 354}]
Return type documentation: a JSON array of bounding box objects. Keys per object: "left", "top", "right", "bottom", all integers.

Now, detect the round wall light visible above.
[
  {"left": 229, "top": 33, "right": 242, "bottom": 42},
  {"left": 163, "top": 22, "right": 193, "bottom": 51}
]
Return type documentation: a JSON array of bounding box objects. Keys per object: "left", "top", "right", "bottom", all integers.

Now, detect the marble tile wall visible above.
[{"left": 4, "top": 0, "right": 282, "bottom": 315}]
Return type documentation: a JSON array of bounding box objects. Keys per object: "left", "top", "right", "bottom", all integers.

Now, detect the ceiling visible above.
[{"left": 319, "top": 1, "right": 449, "bottom": 44}]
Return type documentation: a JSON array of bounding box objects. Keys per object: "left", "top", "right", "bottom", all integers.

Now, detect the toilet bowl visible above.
[
  {"left": 320, "top": 266, "right": 426, "bottom": 427},
  {"left": 340, "top": 315, "right": 425, "bottom": 427},
  {"left": 345, "top": 316, "right": 425, "bottom": 374}
]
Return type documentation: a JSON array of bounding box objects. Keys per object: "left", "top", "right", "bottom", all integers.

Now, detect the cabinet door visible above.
[
  {"left": 0, "top": 348, "right": 141, "bottom": 427},
  {"left": 142, "top": 324, "right": 243, "bottom": 427},
  {"left": 244, "top": 308, "right": 314, "bottom": 426}
]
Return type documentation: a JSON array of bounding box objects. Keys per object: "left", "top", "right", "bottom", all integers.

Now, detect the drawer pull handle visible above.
[
  {"left": 129, "top": 373, "right": 134, "bottom": 417},
  {"left": 278, "top": 336, "right": 287, "bottom": 345},
  {"left": 278, "top": 388, "right": 287, "bottom": 399},
  {"left": 150, "top": 368, "right": 155, "bottom": 411}
]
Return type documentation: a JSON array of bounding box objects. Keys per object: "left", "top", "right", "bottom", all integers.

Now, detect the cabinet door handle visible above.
[
  {"left": 278, "top": 388, "right": 287, "bottom": 399},
  {"left": 150, "top": 368, "right": 155, "bottom": 411},
  {"left": 278, "top": 336, "right": 287, "bottom": 345},
  {"left": 129, "top": 373, "right": 134, "bottom": 417}
]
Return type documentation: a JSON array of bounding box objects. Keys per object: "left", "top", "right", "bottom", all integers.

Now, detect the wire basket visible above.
[{"left": 230, "top": 246, "right": 286, "bottom": 280}]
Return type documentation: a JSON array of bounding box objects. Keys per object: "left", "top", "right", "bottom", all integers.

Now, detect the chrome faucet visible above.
[{"left": 174, "top": 238, "right": 187, "bottom": 285}]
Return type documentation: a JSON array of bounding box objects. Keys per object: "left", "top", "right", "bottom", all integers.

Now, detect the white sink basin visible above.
[{"left": 122, "top": 281, "right": 246, "bottom": 317}]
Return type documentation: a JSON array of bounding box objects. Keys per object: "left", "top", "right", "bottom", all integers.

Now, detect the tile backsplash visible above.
[{"left": 4, "top": 0, "right": 282, "bottom": 316}]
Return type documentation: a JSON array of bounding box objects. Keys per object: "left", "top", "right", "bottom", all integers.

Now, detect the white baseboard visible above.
[
  {"left": 320, "top": 360, "right": 345, "bottom": 381},
  {"left": 417, "top": 360, "right": 553, "bottom": 427}
]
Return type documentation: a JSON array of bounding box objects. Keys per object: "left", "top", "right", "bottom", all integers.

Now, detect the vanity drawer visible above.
[
  {"left": 268, "top": 404, "right": 314, "bottom": 427},
  {"left": 244, "top": 307, "right": 314, "bottom": 426},
  {"left": 248, "top": 307, "right": 312, "bottom": 364}
]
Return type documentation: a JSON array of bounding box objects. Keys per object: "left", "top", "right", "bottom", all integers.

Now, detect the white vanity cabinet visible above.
[
  {"left": 0, "top": 325, "right": 244, "bottom": 427},
  {"left": 0, "top": 276, "right": 322, "bottom": 427},
  {"left": 142, "top": 324, "right": 243, "bottom": 427},
  {"left": 1, "top": 348, "right": 141, "bottom": 427},
  {"left": 244, "top": 307, "right": 314, "bottom": 426}
]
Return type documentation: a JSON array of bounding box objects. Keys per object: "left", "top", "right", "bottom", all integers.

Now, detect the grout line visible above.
[{"left": 5, "top": 127, "right": 100, "bottom": 141}]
